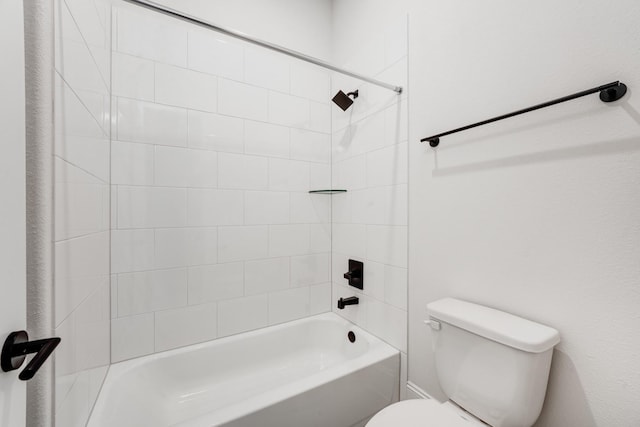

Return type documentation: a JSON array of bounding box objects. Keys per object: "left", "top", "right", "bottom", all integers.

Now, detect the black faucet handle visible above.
[{"left": 1, "top": 331, "right": 61, "bottom": 381}]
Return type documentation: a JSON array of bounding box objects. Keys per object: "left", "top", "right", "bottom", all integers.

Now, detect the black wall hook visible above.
[{"left": 1, "top": 331, "right": 61, "bottom": 381}]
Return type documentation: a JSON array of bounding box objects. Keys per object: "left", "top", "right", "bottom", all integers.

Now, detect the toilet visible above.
[{"left": 367, "top": 298, "right": 560, "bottom": 427}]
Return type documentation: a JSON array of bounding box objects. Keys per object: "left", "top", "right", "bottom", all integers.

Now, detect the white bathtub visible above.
[{"left": 88, "top": 313, "right": 400, "bottom": 427}]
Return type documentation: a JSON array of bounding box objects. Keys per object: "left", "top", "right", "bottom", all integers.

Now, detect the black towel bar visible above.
[{"left": 421, "top": 81, "right": 627, "bottom": 147}]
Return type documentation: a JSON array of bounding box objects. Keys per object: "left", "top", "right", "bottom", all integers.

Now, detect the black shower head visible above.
[{"left": 332, "top": 90, "right": 359, "bottom": 111}]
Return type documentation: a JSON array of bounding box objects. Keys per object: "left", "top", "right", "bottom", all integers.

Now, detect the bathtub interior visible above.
[{"left": 89, "top": 314, "right": 399, "bottom": 427}]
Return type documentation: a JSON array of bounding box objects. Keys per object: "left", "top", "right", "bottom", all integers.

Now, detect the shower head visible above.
[{"left": 332, "top": 90, "right": 359, "bottom": 111}]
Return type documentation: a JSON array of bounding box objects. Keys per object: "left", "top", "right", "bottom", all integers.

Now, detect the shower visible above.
[{"left": 332, "top": 89, "right": 359, "bottom": 111}]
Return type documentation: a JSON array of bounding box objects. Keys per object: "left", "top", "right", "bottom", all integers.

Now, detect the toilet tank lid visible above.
[{"left": 427, "top": 298, "right": 560, "bottom": 353}]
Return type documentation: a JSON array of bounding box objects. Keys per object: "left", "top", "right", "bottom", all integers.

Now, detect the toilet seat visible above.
[{"left": 366, "top": 399, "right": 486, "bottom": 427}]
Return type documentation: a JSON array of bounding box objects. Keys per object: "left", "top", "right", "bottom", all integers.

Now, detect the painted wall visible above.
[
  {"left": 110, "top": 2, "right": 333, "bottom": 362},
  {"left": 53, "top": 0, "right": 112, "bottom": 425},
  {"left": 409, "top": 1, "right": 640, "bottom": 425},
  {"left": 333, "top": 0, "right": 640, "bottom": 425},
  {"left": 155, "top": 0, "right": 332, "bottom": 61}
]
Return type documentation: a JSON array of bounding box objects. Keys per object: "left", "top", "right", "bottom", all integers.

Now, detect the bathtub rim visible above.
[{"left": 89, "top": 312, "right": 400, "bottom": 426}]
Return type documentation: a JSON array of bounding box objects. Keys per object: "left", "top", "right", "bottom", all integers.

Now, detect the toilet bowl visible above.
[
  {"left": 367, "top": 399, "right": 486, "bottom": 427},
  {"left": 366, "top": 298, "right": 560, "bottom": 427}
]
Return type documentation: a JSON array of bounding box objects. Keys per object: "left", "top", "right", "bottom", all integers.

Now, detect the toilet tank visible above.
[{"left": 426, "top": 298, "right": 560, "bottom": 427}]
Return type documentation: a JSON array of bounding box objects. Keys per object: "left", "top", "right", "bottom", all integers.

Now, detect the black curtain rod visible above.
[{"left": 422, "top": 81, "right": 627, "bottom": 147}]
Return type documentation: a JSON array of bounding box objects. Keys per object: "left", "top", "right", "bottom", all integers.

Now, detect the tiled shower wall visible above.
[
  {"left": 110, "top": 5, "right": 333, "bottom": 362},
  {"left": 53, "top": 0, "right": 111, "bottom": 425},
  {"left": 331, "top": 17, "right": 408, "bottom": 362}
]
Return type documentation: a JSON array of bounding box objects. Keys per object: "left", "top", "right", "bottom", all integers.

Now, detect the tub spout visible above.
[{"left": 337, "top": 297, "right": 359, "bottom": 310}]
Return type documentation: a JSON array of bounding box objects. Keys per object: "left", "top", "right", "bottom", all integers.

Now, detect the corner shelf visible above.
[{"left": 308, "top": 189, "right": 348, "bottom": 195}]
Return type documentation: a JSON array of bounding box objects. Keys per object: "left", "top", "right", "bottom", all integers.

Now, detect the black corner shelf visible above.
[{"left": 308, "top": 189, "right": 348, "bottom": 195}]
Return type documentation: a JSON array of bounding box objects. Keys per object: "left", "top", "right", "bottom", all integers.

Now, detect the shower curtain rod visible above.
[{"left": 120, "top": 0, "right": 403, "bottom": 94}]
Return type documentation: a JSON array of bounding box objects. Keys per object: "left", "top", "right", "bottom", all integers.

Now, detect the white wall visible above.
[
  {"left": 53, "top": 0, "right": 112, "bottom": 425},
  {"left": 110, "top": 3, "right": 333, "bottom": 362},
  {"left": 408, "top": 2, "right": 640, "bottom": 427},
  {"left": 155, "top": 0, "right": 332, "bottom": 61}
]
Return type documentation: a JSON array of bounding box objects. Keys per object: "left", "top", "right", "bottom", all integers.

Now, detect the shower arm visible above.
[{"left": 120, "top": 0, "right": 403, "bottom": 94}]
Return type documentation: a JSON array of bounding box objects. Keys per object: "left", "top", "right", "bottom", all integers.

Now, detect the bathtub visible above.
[{"left": 88, "top": 313, "right": 400, "bottom": 427}]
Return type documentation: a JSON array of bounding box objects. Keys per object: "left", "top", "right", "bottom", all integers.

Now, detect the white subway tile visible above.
[
  {"left": 155, "top": 146, "right": 217, "bottom": 188},
  {"left": 366, "top": 299, "right": 407, "bottom": 352},
  {"left": 155, "top": 63, "right": 218, "bottom": 112},
  {"left": 384, "top": 98, "right": 408, "bottom": 143},
  {"left": 268, "top": 287, "right": 310, "bottom": 325},
  {"left": 290, "top": 193, "right": 330, "bottom": 224},
  {"left": 268, "top": 91, "right": 309, "bottom": 128},
  {"left": 218, "top": 226, "right": 269, "bottom": 263},
  {"left": 117, "top": 186, "right": 187, "bottom": 229},
  {"left": 334, "top": 155, "right": 367, "bottom": 190},
  {"left": 351, "top": 185, "right": 408, "bottom": 226},
  {"left": 111, "top": 229, "right": 154, "bottom": 273},
  {"left": 290, "top": 62, "right": 330, "bottom": 103},
  {"left": 218, "top": 295, "right": 268, "bottom": 337},
  {"left": 117, "top": 268, "right": 187, "bottom": 316},
  {"left": 366, "top": 143, "right": 408, "bottom": 187},
  {"left": 117, "top": 8, "right": 187, "bottom": 67},
  {"left": 290, "top": 129, "right": 330, "bottom": 163},
  {"left": 291, "top": 253, "right": 329, "bottom": 287},
  {"left": 384, "top": 265, "right": 408, "bottom": 310},
  {"left": 188, "top": 110, "right": 244, "bottom": 153},
  {"left": 268, "top": 158, "right": 310, "bottom": 191},
  {"left": 218, "top": 153, "right": 268, "bottom": 190},
  {"left": 362, "top": 261, "right": 385, "bottom": 301},
  {"left": 218, "top": 78, "right": 268, "bottom": 121},
  {"left": 187, "top": 189, "right": 244, "bottom": 227},
  {"left": 117, "top": 98, "right": 188, "bottom": 147},
  {"left": 308, "top": 101, "right": 331, "bottom": 133},
  {"left": 188, "top": 262, "right": 244, "bottom": 304},
  {"left": 366, "top": 225, "right": 408, "bottom": 268},
  {"left": 309, "top": 283, "right": 331, "bottom": 315},
  {"left": 245, "top": 191, "right": 290, "bottom": 225},
  {"left": 269, "top": 224, "right": 310, "bottom": 257},
  {"left": 112, "top": 53, "right": 154, "bottom": 101},
  {"left": 55, "top": 77, "right": 109, "bottom": 181},
  {"left": 188, "top": 29, "right": 243, "bottom": 80},
  {"left": 55, "top": 162, "right": 107, "bottom": 240},
  {"left": 244, "top": 47, "right": 290, "bottom": 93},
  {"left": 55, "top": 232, "right": 109, "bottom": 281},
  {"left": 154, "top": 229, "right": 191, "bottom": 269},
  {"left": 111, "top": 314, "right": 154, "bottom": 362},
  {"left": 186, "top": 228, "right": 218, "bottom": 266},
  {"left": 111, "top": 141, "right": 154, "bottom": 186},
  {"left": 309, "top": 163, "right": 331, "bottom": 190},
  {"left": 154, "top": 146, "right": 189, "bottom": 187},
  {"left": 55, "top": 2, "right": 108, "bottom": 97},
  {"left": 309, "top": 224, "right": 331, "bottom": 253},
  {"left": 155, "top": 303, "right": 217, "bottom": 352},
  {"left": 331, "top": 192, "right": 352, "bottom": 224},
  {"left": 245, "top": 257, "right": 290, "bottom": 296},
  {"left": 333, "top": 224, "right": 366, "bottom": 259},
  {"left": 244, "top": 121, "right": 290, "bottom": 158},
  {"left": 55, "top": 275, "right": 106, "bottom": 329},
  {"left": 111, "top": 275, "right": 118, "bottom": 319},
  {"left": 187, "top": 149, "right": 218, "bottom": 188}
]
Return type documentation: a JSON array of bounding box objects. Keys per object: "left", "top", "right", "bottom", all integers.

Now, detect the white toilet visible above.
[{"left": 367, "top": 298, "right": 560, "bottom": 427}]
